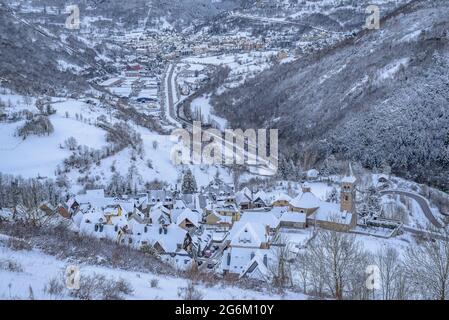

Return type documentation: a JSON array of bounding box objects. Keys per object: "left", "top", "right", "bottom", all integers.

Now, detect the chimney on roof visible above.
[{"left": 263, "top": 254, "right": 268, "bottom": 267}]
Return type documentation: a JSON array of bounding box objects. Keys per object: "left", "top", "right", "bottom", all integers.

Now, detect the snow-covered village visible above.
[{"left": 1, "top": 0, "right": 449, "bottom": 305}]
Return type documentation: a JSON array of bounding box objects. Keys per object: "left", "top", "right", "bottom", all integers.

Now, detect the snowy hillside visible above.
[
  {"left": 212, "top": 0, "right": 449, "bottom": 191},
  {"left": 1, "top": 0, "right": 449, "bottom": 304},
  {"left": 0, "top": 231, "right": 307, "bottom": 300}
]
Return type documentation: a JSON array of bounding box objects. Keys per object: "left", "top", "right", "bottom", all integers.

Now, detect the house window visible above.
[{"left": 345, "top": 195, "right": 349, "bottom": 201}]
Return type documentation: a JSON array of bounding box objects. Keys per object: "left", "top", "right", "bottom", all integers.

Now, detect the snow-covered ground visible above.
[
  {"left": 0, "top": 94, "right": 236, "bottom": 191},
  {"left": 182, "top": 51, "right": 281, "bottom": 90},
  {"left": 0, "top": 234, "right": 307, "bottom": 300},
  {"left": 190, "top": 94, "right": 227, "bottom": 130},
  {"left": 0, "top": 100, "right": 107, "bottom": 178}
]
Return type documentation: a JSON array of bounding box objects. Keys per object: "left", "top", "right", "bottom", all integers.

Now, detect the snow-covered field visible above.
[
  {"left": 0, "top": 101, "right": 107, "bottom": 178},
  {"left": 182, "top": 51, "right": 281, "bottom": 90},
  {"left": 0, "top": 94, "right": 236, "bottom": 191}
]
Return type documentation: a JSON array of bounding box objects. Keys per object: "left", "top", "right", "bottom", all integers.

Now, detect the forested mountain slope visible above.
[
  {"left": 0, "top": 2, "right": 103, "bottom": 95},
  {"left": 212, "top": 0, "right": 449, "bottom": 190}
]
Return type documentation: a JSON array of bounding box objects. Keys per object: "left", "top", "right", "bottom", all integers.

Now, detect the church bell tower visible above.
[{"left": 340, "top": 164, "right": 357, "bottom": 213}]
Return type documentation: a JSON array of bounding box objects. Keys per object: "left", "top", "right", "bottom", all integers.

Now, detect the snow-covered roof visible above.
[
  {"left": 220, "top": 247, "right": 270, "bottom": 275},
  {"left": 209, "top": 211, "right": 233, "bottom": 225},
  {"left": 66, "top": 197, "right": 77, "bottom": 209},
  {"left": 150, "top": 204, "right": 171, "bottom": 224},
  {"left": 148, "top": 190, "right": 173, "bottom": 203},
  {"left": 212, "top": 231, "right": 228, "bottom": 242},
  {"left": 117, "top": 201, "right": 135, "bottom": 214},
  {"left": 176, "top": 208, "right": 201, "bottom": 228},
  {"left": 235, "top": 191, "right": 251, "bottom": 205},
  {"left": 110, "top": 215, "right": 129, "bottom": 229},
  {"left": 236, "top": 187, "right": 252, "bottom": 202},
  {"left": 99, "top": 77, "right": 121, "bottom": 87},
  {"left": 272, "top": 193, "right": 292, "bottom": 204},
  {"left": 191, "top": 230, "right": 213, "bottom": 250},
  {"left": 290, "top": 191, "right": 322, "bottom": 209},
  {"left": 253, "top": 190, "right": 268, "bottom": 204},
  {"left": 280, "top": 212, "right": 307, "bottom": 223},
  {"left": 140, "top": 224, "right": 187, "bottom": 253},
  {"left": 262, "top": 206, "right": 288, "bottom": 218},
  {"left": 311, "top": 202, "right": 353, "bottom": 225},
  {"left": 342, "top": 175, "right": 357, "bottom": 184},
  {"left": 214, "top": 203, "right": 238, "bottom": 212},
  {"left": 173, "top": 199, "right": 187, "bottom": 210},
  {"left": 72, "top": 211, "right": 84, "bottom": 228},
  {"left": 239, "top": 250, "right": 273, "bottom": 281},
  {"left": 229, "top": 222, "right": 268, "bottom": 248},
  {"left": 137, "top": 88, "right": 158, "bottom": 99},
  {"left": 75, "top": 189, "right": 114, "bottom": 208},
  {"left": 79, "top": 209, "right": 106, "bottom": 235},
  {"left": 82, "top": 209, "right": 105, "bottom": 225},
  {"left": 240, "top": 212, "right": 280, "bottom": 230},
  {"left": 307, "top": 169, "right": 319, "bottom": 178}
]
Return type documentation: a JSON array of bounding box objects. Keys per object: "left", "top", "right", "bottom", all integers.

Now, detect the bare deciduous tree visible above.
[
  {"left": 268, "top": 235, "right": 294, "bottom": 291},
  {"left": 373, "top": 246, "right": 403, "bottom": 300},
  {"left": 304, "top": 230, "right": 368, "bottom": 300},
  {"left": 403, "top": 227, "right": 449, "bottom": 300}
]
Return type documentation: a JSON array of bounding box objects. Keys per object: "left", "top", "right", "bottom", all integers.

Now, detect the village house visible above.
[
  {"left": 251, "top": 191, "right": 269, "bottom": 208},
  {"left": 271, "top": 193, "right": 292, "bottom": 207},
  {"left": 235, "top": 187, "right": 252, "bottom": 210},
  {"left": 239, "top": 212, "right": 280, "bottom": 234},
  {"left": 205, "top": 201, "right": 240, "bottom": 224},
  {"left": 148, "top": 190, "right": 174, "bottom": 210},
  {"left": 239, "top": 251, "right": 274, "bottom": 282},
  {"left": 220, "top": 221, "right": 271, "bottom": 277},
  {"left": 205, "top": 211, "right": 233, "bottom": 229},
  {"left": 149, "top": 203, "right": 171, "bottom": 225},
  {"left": 176, "top": 208, "right": 202, "bottom": 231},
  {"left": 279, "top": 212, "right": 307, "bottom": 229}
]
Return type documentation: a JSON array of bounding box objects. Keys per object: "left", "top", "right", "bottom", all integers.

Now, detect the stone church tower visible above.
[{"left": 340, "top": 164, "right": 357, "bottom": 213}]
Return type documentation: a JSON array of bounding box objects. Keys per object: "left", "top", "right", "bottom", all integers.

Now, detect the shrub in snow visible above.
[
  {"left": 64, "top": 137, "right": 78, "bottom": 151},
  {"left": 140, "top": 244, "right": 159, "bottom": 257},
  {"left": 150, "top": 278, "right": 159, "bottom": 288},
  {"left": 6, "top": 237, "right": 32, "bottom": 251},
  {"left": 16, "top": 116, "right": 54, "bottom": 139},
  {"left": 44, "top": 276, "right": 65, "bottom": 298},
  {"left": 0, "top": 258, "right": 24, "bottom": 273},
  {"left": 177, "top": 281, "right": 203, "bottom": 300},
  {"left": 70, "top": 273, "right": 133, "bottom": 300}
]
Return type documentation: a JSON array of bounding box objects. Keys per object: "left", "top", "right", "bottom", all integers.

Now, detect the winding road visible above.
[
  {"left": 163, "top": 61, "right": 278, "bottom": 176},
  {"left": 228, "top": 12, "right": 346, "bottom": 34},
  {"left": 380, "top": 190, "right": 444, "bottom": 228}
]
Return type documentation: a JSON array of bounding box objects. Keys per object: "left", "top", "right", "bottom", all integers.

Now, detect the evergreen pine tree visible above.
[{"left": 181, "top": 169, "right": 197, "bottom": 194}]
